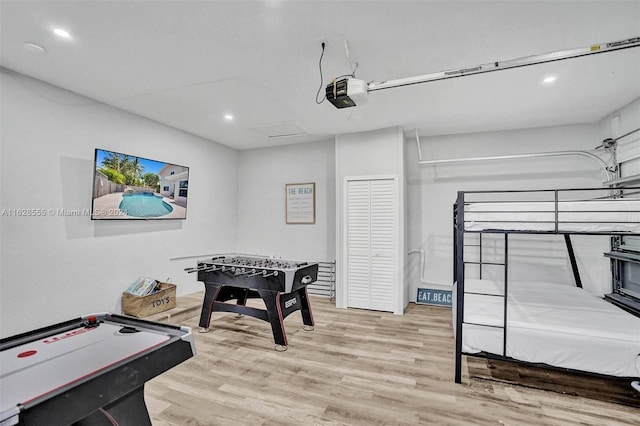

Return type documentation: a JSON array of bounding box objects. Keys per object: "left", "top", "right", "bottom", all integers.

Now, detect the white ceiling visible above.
[{"left": 1, "top": 1, "right": 639, "bottom": 150}]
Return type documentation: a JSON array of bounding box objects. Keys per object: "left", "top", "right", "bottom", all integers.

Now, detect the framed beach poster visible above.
[{"left": 286, "top": 182, "right": 315, "bottom": 224}]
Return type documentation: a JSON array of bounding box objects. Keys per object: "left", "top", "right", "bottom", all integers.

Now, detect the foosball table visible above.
[{"left": 185, "top": 254, "right": 319, "bottom": 350}]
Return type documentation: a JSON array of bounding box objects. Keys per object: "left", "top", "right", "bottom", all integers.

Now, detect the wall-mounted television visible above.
[{"left": 92, "top": 149, "right": 189, "bottom": 220}]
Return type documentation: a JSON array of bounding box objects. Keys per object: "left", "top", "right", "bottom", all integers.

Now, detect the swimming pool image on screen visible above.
[
  {"left": 91, "top": 148, "right": 189, "bottom": 220},
  {"left": 119, "top": 193, "right": 174, "bottom": 218}
]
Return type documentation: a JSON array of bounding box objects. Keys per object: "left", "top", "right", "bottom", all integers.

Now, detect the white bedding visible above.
[
  {"left": 463, "top": 199, "right": 640, "bottom": 233},
  {"left": 455, "top": 279, "right": 640, "bottom": 377}
]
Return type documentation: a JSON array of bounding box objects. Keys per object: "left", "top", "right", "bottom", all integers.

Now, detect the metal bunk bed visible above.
[{"left": 452, "top": 187, "right": 640, "bottom": 385}]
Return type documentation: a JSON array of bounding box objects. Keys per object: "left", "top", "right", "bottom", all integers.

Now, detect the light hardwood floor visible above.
[{"left": 145, "top": 295, "right": 639, "bottom": 425}]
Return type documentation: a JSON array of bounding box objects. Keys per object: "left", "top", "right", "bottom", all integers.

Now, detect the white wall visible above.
[
  {"left": 335, "top": 126, "right": 407, "bottom": 314},
  {"left": 405, "top": 124, "right": 611, "bottom": 300},
  {"left": 0, "top": 69, "right": 239, "bottom": 336},
  {"left": 598, "top": 96, "right": 640, "bottom": 141},
  {"left": 236, "top": 140, "right": 335, "bottom": 261}
]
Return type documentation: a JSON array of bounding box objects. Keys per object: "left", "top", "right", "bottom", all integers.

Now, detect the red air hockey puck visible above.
[{"left": 85, "top": 315, "right": 100, "bottom": 328}]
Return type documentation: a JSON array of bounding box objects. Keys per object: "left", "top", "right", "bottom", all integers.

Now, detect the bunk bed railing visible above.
[{"left": 459, "top": 187, "right": 640, "bottom": 235}]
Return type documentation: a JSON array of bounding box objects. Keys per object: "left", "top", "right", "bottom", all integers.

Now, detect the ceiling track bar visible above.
[
  {"left": 415, "top": 130, "right": 613, "bottom": 181},
  {"left": 418, "top": 150, "right": 613, "bottom": 181},
  {"left": 369, "top": 37, "right": 640, "bottom": 92}
]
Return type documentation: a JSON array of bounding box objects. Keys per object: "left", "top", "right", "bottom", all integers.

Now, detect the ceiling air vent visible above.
[{"left": 248, "top": 122, "right": 308, "bottom": 139}]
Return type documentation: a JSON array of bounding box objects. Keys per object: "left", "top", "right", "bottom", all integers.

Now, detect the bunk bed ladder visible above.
[
  {"left": 462, "top": 235, "right": 509, "bottom": 362},
  {"left": 454, "top": 191, "right": 509, "bottom": 384}
]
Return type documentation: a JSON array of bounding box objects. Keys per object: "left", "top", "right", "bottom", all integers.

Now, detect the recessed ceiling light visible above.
[
  {"left": 542, "top": 76, "right": 557, "bottom": 84},
  {"left": 24, "top": 42, "right": 46, "bottom": 54},
  {"left": 224, "top": 114, "right": 234, "bottom": 121},
  {"left": 53, "top": 28, "right": 71, "bottom": 39}
]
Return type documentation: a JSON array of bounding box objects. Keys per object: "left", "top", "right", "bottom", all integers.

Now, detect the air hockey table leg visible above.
[{"left": 73, "top": 385, "right": 151, "bottom": 426}]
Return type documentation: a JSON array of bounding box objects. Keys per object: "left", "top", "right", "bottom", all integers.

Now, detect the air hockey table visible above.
[{"left": 0, "top": 313, "right": 195, "bottom": 426}]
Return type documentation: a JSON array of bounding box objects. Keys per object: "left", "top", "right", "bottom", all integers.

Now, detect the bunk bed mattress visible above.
[
  {"left": 457, "top": 279, "right": 640, "bottom": 377},
  {"left": 463, "top": 199, "right": 640, "bottom": 232}
]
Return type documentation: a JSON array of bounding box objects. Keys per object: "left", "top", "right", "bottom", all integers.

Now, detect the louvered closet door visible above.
[
  {"left": 346, "top": 180, "right": 371, "bottom": 309},
  {"left": 346, "top": 178, "right": 396, "bottom": 312},
  {"left": 369, "top": 179, "right": 395, "bottom": 311}
]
